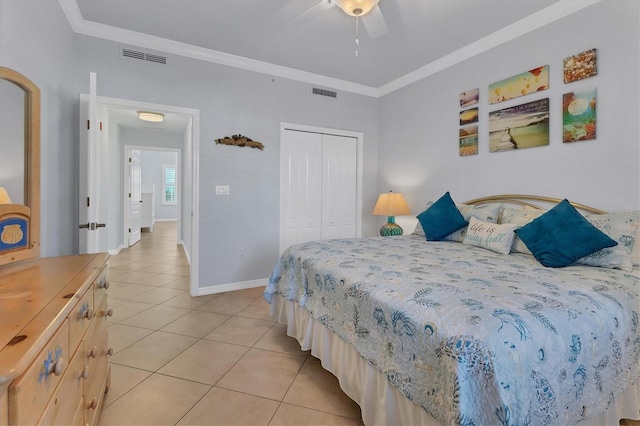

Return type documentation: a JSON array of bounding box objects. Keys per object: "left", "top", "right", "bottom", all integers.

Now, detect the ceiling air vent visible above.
[
  {"left": 122, "top": 48, "right": 167, "bottom": 65},
  {"left": 312, "top": 87, "right": 337, "bottom": 98}
]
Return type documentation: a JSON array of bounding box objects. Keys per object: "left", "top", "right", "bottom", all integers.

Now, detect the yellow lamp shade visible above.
[
  {"left": 0, "top": 187, "right": 13, "bottom": 204},
  {"left": 372, "top": 192, "right": 411, "bottom": 236}
]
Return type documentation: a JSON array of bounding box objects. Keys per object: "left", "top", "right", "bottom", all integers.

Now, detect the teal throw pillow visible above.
[
  {"left": 416, "top": 192, "right": 468, "bottom": 241},
  {"left": 515, "top": 199, "right": 618, "bottom": 267}
]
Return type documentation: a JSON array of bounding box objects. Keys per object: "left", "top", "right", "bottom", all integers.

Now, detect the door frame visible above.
[
  {"left": 279, "top": 122, "right": 363, "bottom": 253},
  {"left": 88, "top": 95, "right": 200, "bottom": 296},
  {"left": 123, "top": 146, "right": 182, "bottom": 247}
]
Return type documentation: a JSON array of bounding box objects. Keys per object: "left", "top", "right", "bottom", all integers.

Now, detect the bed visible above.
[{"left": 264, "top": 194, "right": 640, "bottom": 425}]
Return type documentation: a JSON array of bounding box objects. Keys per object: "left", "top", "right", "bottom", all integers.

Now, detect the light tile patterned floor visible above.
[{"left": 99, "top": 221, "right": 362, "bottom": 425}]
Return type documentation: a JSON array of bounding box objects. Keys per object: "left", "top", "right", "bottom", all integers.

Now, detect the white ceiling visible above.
[{"left": 65, "top": 0, "right": 597, "bottom": 132}]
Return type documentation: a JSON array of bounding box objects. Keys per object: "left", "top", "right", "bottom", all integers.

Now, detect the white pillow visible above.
[
  {"left": 463, "top": 217, "right": 518, "bottom": 255},
  {"left": 604, "top": 211, "right": 639, "bottom": 266},
  {"left": 498, "top": 207, "right": 545, "bottom": 254},
  {"left": 577, "top": 213, "right": 638, "bottom": 270},
  {"left": 444, "top": 203, "right": 502, "bottom": 242}
]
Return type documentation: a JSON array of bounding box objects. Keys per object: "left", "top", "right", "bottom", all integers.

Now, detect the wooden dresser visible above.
[{"left": 0, "top": 253, "right": 110, "bottom": 426}]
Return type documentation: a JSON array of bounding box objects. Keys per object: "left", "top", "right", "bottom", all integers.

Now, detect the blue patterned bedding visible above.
[{"left": 264, "top": 235, "right": 640, "bottom": 425}]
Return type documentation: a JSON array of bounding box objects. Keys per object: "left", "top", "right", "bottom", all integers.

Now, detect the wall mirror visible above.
[{"left": 0, "top": 66, "right": 40, "bottom": 266}]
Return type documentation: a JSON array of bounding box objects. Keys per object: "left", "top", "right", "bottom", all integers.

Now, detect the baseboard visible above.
[
  {"left": 178, "top": 240, "right": 191, "bottom": 265},
  {"left": 194, "top": 278, "right": 269, "bottom": 296},
  {"left": 108, "top": 244, "right": 125, "bottom": 255}
]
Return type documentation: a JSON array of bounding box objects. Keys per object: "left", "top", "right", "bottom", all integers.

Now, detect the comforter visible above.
[{"left": 264, "top": 235, "right": 640, "bottom": 425}]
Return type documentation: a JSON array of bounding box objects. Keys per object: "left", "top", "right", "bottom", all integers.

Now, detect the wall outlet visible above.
[{"left": 215, "top": 185, "right": 230, "bottom": 195}]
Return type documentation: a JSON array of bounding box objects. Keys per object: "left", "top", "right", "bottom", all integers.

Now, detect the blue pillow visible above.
[
  {"left": 515, "top": 199, "right": 618, "bottom": 267},
  {"left": 416, "top": 192, "right": 468, "bottom": 241}
]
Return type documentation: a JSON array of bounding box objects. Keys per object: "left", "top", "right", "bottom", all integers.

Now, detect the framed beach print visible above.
[
  {"left": 459, "top": 107, "right": 478, "bottom": 126},
  {"left": 488, "top": 98, "right": 549, "bottom": 152},
  {"left": 460, "top": 88, "right": 479, "bottom": 108},
  {"left": 459, "top": 125, "right": 478, "bottom": 156}
]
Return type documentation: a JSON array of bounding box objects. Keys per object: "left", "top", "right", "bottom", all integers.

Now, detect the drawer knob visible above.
[
  {"left": 82, "top": 309, "right": 94, "bottom": 320},
  {"left": 98, "top": 280, "right": 110, "bottom": 290},
  {"left": 88, "top": 397, "right": 98, "bottom": 410},
  {"left": 82, "top": 366, "right": 90, "bottom": 380},
  {"left": 106, "top": 308, "right": 114, "bottom": 317},
  {"left": 89, "top": 346, "right": 98, "bottom": 358},
  {"left": 107, "top": 347, "right": 113, "bottom": 356},
  {"left": 47, "top": 357, "right": 65, "bottom": 376}
]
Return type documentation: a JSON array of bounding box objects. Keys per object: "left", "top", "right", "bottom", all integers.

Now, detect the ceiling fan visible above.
[
  {"left": 332, "top": 0, "right": 388, "bottom": 39},
  {"left": 277, "top": 0, "right": 388, "bottom": 40}
]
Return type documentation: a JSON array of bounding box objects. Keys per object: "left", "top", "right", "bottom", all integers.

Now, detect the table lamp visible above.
[
  {"left": 0, "top": 187, "right": 13, "bottom": 204},
  {"left": 373, "top": 191, "right": 411, "bottom": 236}
]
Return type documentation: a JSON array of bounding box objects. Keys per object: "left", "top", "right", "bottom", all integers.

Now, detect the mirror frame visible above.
[{"left": 0, "top": 67, "right": 40, "bottom": 266}]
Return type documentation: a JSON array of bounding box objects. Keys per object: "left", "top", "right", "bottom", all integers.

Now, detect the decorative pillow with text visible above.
[{"left": 463, "top": 217, "right": 518, "bottom": 255}]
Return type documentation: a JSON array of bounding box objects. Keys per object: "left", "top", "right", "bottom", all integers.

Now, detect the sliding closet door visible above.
[
  {"left": 280, "top": 130, "right": 323, "bottom": 253},
  {"left": 321, "top": 134, "right": 357, "bottom": 240}
]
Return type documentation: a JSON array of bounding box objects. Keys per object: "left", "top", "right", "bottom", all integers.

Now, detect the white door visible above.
[
  {"left": 321, "top": 134, "right": 357, "bottom": 239},
  {"left": 128, "top": 149, "right": 142, "bottom": 246},
  {"left": 280, "top": 130, "right": 322, "bottom": 254},
  {"left": 79, "top": 72, "right": 107, "bottom": 253}
]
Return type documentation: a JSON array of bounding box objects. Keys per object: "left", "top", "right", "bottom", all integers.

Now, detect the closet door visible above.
[
  {"left": 280, "top": 130, "right": 322, "bottom": 253},
  {"left": 321, "top": 134, "right": 357, "bottom": 240}
]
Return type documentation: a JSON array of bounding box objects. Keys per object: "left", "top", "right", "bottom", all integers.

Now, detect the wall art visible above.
[
  {"left": 563, "top": 49, "right": 597, "bottom": 84},
  {"left": 489, "top": 66, "right": 549, "bottom": 105},
  {"left": 459, "top": 125, "right": 478, "bottom": 156},
  {"left": 460, "top": 88, "right": 479, "bottom": 108},
  {"left": 488, "top": 98, "right": 549, "bottom": 152},
  {"left": 215, "top": 134, "right": 264, "bottom": 150},
  {"left": 459, "top": 107, "right": 478, "bottom": 125},
  {"left": 563, "top": 88, "right": 596, "bottom": 142}
]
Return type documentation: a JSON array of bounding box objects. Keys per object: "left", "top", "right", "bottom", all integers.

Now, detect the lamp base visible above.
[{"left": 379, "top": 217, "right": 403, "bottom": 236}]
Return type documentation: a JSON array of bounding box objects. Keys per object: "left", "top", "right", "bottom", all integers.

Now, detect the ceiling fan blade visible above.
[
  {"left": 362, "top": 4, "right": 388, "bottom": 39},
  {"left": 274, "top": 0, "right": 333, "bottom": 25}
]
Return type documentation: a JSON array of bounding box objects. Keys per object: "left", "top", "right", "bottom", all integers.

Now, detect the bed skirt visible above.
[{"left": 270, "top": 294, "right": 640, "bottom": 426}]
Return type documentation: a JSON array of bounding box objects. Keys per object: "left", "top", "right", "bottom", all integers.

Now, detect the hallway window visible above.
[{"left": 163, "top": 164, "right": 177, "bottom": 205}]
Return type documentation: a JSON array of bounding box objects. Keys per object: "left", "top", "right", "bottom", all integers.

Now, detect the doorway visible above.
[{"left": 89, "top": 95, "right": 200, "bottom": 295}]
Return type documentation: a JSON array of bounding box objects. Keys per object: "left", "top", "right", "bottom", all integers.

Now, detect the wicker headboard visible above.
[{"left": 463, "top": 194, "right": 606, "bottom": 215}]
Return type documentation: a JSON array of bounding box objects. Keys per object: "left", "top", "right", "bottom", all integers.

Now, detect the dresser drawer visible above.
[
  {"left": 68, "top": 287, "right": 94, "bottom": 355},
  {"left": 8, "top": 319, "right": 69, "bottom": 425},
  {"left": 92, "top": 265, "right": 109, "bottom": 309},
  {"left": 85, "top": 299, "right": 110, "bottom": 400},
  {"left": 37, "top": 342, "right": 85, "bottom": 426}
]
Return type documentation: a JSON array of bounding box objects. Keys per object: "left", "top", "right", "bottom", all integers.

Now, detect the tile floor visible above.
[{"left": 100, "top": 221, "right": 362, "bottom": 425}]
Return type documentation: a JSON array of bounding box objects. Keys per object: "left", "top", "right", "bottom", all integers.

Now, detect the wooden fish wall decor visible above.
[{"left": 215, "top": 134, "right": 264, "bottom": 150}]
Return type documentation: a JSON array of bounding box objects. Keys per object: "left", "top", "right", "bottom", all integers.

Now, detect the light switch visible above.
[{"left": 215, "top": 185, "right": 230, "bottom": 195}]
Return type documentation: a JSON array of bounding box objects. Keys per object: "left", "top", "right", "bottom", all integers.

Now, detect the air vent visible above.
[
  {"left": 312, "top": 87, "right": 337, "bottom": 98},
  {"left": 122, "top": 48, "right": 167, "bottom": 65}
]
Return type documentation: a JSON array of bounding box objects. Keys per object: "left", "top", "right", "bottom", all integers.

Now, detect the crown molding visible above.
[
  {"left": 378, "top": 0, "right": 601, "bottom": 96},
  {"left": 59, "top": 0, "right": 600, "bottom": 99}
]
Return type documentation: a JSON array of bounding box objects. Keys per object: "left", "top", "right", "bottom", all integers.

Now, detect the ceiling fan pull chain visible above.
[{"left": 355, "top": 16, "right": 360, "bottom": 58}]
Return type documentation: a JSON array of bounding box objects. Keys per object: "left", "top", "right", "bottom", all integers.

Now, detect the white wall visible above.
[
  {"left": 379, "top": 1, "right": 640, "bottom": 233},
  {"left": 72, "top": 36, "right": 380, "bottom": 289},
  {"left": 0, "top": 1, "right": 77, "bottom": 256},
  {"left": 140, "top": 150, "right": 178, "bottom": 221}
]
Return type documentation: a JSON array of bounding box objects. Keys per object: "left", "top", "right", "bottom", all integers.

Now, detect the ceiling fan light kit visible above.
[{"left": 334, "top": 0, "right": 379, "bottom": 17}]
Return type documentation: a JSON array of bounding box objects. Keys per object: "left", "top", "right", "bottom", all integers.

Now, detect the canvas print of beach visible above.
[
  {"left": 489, "top": 66, "right": 549, "bottom": 105},
  {"left": 459, "top": 125, "right": 478, "bottom": 156},
  {"left": 563, "top": 88, "right": 596, "bottom": 142},
  {"left": 489, "top": 98, "right": 549, "bottom": 152},
  {"left": 460, "top": 88, "right": 479, "bottom": 108}
]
